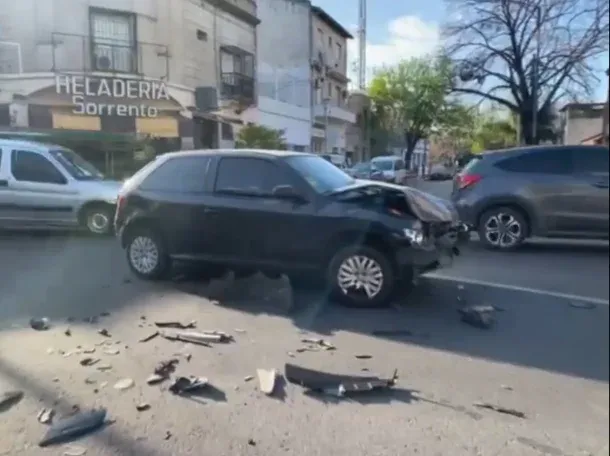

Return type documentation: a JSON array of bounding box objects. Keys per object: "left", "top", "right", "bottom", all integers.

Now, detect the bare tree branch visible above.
[{"left": 443, "top": 0, "right": 609, "bottom": 143}]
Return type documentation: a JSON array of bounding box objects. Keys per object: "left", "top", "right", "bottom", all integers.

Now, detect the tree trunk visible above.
[{"left": 404, "top": 132, "right": 421, "bottom": 170}]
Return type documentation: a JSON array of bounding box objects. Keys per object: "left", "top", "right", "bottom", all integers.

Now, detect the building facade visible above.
[
  {"left": 560, "top": 102, "right": 607, "bottom": 145},
  {"left": 310, "top": 6, "right": 355, "bottom": 155},
  {"left": 0, "top": 0, "right": 258, "bottom": 160},
  {"left": 242, "top": 0, "right": 311, "bottom": 150}
]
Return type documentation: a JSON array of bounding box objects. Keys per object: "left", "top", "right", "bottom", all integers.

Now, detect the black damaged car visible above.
[{"left": 114, "top": 150, "right": 468, "bottom": 308}]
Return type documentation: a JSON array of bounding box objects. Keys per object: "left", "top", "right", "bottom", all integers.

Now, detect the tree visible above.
[
  {"left": 235, "top": 124, "right": 287, "bottom": 149},
  {"left": 471, "top": 111, "right": 519, "bottom": 151},
  {"left": 444, "top": 0, "right": 609, "bottom": 144},
  {"left": 430, "top": 103, "right": 478, "bottom": 159},
  {"left": 368, "top": 56, "right": 454, "bottom": 167}
]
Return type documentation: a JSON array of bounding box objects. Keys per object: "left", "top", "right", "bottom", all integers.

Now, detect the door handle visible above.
[
  {"left": 0, "top": 179, "right": 8, "bottom": 187},
  {"left": 592, "top": 181, "right": 609, "bottom": 189}
]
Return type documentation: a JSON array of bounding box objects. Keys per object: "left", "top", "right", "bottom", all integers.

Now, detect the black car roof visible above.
[{"left": 162, "top": 149, "right": 312, "bottom": 160}]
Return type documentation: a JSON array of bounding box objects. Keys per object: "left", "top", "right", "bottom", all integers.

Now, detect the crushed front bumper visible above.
[{"left": 395, "top": 222, "right": 469, "bottom": 279}]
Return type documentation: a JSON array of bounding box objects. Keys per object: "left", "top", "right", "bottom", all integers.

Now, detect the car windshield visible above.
[
  {"left": 50, "top": 148, "right": 105, "bottom": 181},
  {"left": 354, "top": 162, "right": 371, "bottom": 171},
  {"left": 285, "top": 155, "right": 355, "bottom": 193},
  {"left": 371, "top": 159, "right": 394, "bottom": 171}
]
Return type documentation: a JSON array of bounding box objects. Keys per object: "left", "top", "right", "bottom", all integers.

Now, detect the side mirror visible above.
[{"left": 272, "top": 185, "right": 307, "bottom": 202}]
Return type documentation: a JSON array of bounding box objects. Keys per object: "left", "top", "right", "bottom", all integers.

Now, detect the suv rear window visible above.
[
  {"left": 495, "top": 148, "right": 573, "bottom": 175},
  {"left": 139, "top": 156, "right": 211, "bottom": 193},
  {"left": 461, "top": 156, "right": 482, "bottom": 174}
]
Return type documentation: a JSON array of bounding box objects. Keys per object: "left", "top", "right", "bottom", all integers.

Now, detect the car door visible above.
[
  {"left": 134, "top": 155, "right": 212, "bottom": 255},
  {"left": 0, "top": 147, "right": 11, "bottom": 224},
  {"left": 206, "top": 156, "right": 269, "bottom": 263},
  {"left": 570, "top": 146, "right": 609, "bottom": 236},
  {"left": 6, "top": 149, "right": 75, "bottom": 226}
]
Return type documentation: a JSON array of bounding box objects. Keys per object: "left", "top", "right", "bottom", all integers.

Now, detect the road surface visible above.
[{"left": 0, "top": 230, "right": 608, "bottom": 456}]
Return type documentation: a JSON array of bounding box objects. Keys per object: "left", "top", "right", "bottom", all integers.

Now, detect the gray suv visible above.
[{"left": 451, "top": 145, "right": 609, "bottom": 250}]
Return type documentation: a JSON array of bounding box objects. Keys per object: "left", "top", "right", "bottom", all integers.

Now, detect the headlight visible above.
[{"left": 403, "top": 228, "right": 425, "bottom": 245}]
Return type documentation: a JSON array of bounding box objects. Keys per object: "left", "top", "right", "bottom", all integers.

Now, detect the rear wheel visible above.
[
  {"left": 125, "top": 227, "right": 170, "bottom": 280},
  {"left": 327, "top": 245, "right": 395, "bottom": 308},
  {"left": 478, "top": 206, "right": 528, "bottom": 250}
]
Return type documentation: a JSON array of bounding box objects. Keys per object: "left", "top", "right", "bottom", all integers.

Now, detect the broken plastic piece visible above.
[
  {"left": 113, "top": 378, "right": 135, "bottom": 390},
  {"left": 169, "top": 376, "right": 209, "bottom": 394},
  {"left": 30, "top": 317, "right": 50, "bottom": 331},
  {"left": 285, "top": 363, "right": 398, "bottom": 396},
  {"left": 37, "top": 408, "right": 55, "bottom": 424},
  {"left": 154, "top": 359, "right": 179, "bottom": 378},
  {"left": 139, "top": 331, "right": 159, "bottom": 343},
  {"left": 161, "top": 330, "right": 232, "bottom": 345},
  {"left": 458, "top": 306, "right": 495, "bottom": 329},
  {"left": 154, "top": 320, "right": 196, "bottom": 329},
  {"left": 39, "top": 408, "right": 106, "bottom": 447},
  {"left": 473, "top": 402, "right": 526, "bottom": 418},
  {"left": 0, "top": 390, "right": 23, "bottom": 410},
  {"left": 256, "top": 369, "right": 277, "bottom": 395}
]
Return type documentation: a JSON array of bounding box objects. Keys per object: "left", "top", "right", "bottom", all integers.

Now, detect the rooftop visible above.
[{"left": 311, "top": 6, "right": 354, "bottom": 39}]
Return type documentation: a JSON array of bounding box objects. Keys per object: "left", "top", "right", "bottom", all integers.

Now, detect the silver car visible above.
[{"left": 0, "top": 138, "right": 122, "bottom": 235}]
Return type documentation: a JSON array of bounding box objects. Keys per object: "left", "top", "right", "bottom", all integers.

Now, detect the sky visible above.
[{"left": 314, "top": 0, "right": 608, "bottom": 102}]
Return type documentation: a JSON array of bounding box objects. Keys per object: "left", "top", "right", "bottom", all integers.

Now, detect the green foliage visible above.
[
  {"left": 235, "top": 124, "right": 287, "bottom": 150},
  {"left": 471, "top": 113, "right": 518, "bottom": 152},
  {"left": 368, "top": 55, "right": 455, "bottom": 157}
]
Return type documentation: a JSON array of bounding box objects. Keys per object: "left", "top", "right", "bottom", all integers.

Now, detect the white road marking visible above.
[{"left": 424, "top": 273, "right": 610, "bottom": 305}]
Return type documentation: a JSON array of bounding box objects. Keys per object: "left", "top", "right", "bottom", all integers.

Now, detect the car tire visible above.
[
  {"left": 125, "top": 227, "right": 170, "bottom": 280},
  {"left": 478, "top": 206, "right": 528, "bottom": 250},
  {"left": 83, "top": 204, "right": 114, "bottom": 236},
  {"left": 327, "top": 245, "right": 396, "bottom": 308}
]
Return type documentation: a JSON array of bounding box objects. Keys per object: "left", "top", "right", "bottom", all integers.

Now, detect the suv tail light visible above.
[{"left": 456, "top": 173, "right": 482, "bottom": 190}]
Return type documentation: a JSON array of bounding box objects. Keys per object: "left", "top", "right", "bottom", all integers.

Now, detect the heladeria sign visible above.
[{"left": 55, "top": 75, "right": 171, "bottom": 118}]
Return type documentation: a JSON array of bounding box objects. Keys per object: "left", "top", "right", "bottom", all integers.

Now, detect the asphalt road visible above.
[{"left": 0, "top": 230, "right": 608, "bottom": 456}]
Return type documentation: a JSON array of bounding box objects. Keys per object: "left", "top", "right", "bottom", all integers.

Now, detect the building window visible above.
[
  {"left": 89, "top": 8, "right": 136, "bottom": 73},
  {"left": 220, "top": 48, "right": 255, "bottom": 100},
  {"left": 327, "top": 82, "right": 332, "bottom": 100},
  {"left": 317, "top": 28, "right": 324, "bottom": 48},
  {"left": 336, "top": 85, "right": 342, "bottom": 105},
  {"left": 328, "top": 36, "right": 332, "bottom": 48},
  {"left": 220, "top": 50, "right": 254, "bottom": 77},
  {"left": 336, "top": 43, "right": 342, "bottom": 63}
]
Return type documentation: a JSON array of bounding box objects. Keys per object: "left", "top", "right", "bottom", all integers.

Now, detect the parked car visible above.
[
  {"left": 370, "top": 156, "right": 408, "bottom": 184},
  {"left": 115, "top": 149, "right": 468, "bottom": 308},
  {"left": 451, "top": 144, "right": 609, "bottom": 250},
  {"left": 0, "top": 138, "right": 122, "bottom": 235},
  {"left": 427, "top": 164, "right": 454, "bottom": 181},
  {"left": 347, "top": 161, "right": 376, "bottom": 179}
]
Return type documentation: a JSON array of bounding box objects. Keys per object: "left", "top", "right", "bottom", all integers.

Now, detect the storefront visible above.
[{"left": 0, "top": 73, "right": 195, "bottom": 176}]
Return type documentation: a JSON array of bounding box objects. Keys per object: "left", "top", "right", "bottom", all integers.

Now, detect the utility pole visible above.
[
  {"left": 602, "top": 68, "right": 610, "bottom": 145},
  {"left": 357, "top": 0, "right": 366, "bottom": 90},
  {"left": 322, "top": 97, "right": 330, "bottom": 151},
  {"left": 531, "top": 4, "right": 541, "bottom": 145}
]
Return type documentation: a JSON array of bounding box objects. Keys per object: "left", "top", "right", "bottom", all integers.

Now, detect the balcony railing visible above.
[
  {"left": 18, "top": 32, "right": 171, "bottom": 79},
  {"left": 221, "top": 72, "right": 255, "bottom": 102}
]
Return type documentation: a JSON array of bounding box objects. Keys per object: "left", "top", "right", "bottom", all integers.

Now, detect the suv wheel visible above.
[
  {"left": 84, "top": 205, "right": 113, "bottom": 236},
  {"left": 125, "top": 228, "right": 170, "bottom": 280},
  {"left": 327, "top": 245, "right": 395, "bottom": 308},
  {"left": 478, "top": 207, "right": 527, "bottom": 250}
]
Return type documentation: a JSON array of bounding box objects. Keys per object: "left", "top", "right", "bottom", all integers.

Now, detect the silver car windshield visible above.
[{"left": 50, "top": 149, "right": 105, "bottom": 181}]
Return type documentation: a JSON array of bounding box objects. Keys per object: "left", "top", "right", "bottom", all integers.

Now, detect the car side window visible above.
[
  {"left": 496, "top": 149, "right": 573, "bottom": 175},
  {"left": 214, "top": 157, "right": 293, "bottom": 195},
  {"left": 573, "top": 147, "right": 609, "bottom": 174},
  {"left": 139, "top": 156, "right": 210, "bottom": 193},
  {"left": 11, "top": 150, "right": 67, "bottom": 184}
]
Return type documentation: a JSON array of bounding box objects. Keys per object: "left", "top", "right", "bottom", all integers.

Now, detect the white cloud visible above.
[{"left": 347, "top": 15, "right": 441, "bottom": 87}]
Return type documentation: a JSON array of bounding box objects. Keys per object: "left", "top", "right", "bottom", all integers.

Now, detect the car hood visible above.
[
  {"left": 79, "top": 179, "right": 122, "bottom": 202},
  {"left": 333, "top": 179, "right": 458, "bottom": 223}
]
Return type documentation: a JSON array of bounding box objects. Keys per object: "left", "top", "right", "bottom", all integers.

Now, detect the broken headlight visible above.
[{"left": 403, "top": 227, "right": 425, "bottom": 245}]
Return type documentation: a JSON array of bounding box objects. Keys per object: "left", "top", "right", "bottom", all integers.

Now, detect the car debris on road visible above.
[
  {"left": 37, "top": 408, "right": 54, "bottom": 424},
  {"left": 0, "top": 390, "right": 23, "bottom": 411},
  {"left": 458, "top": 305, "right": 497, "bottom": 329},
  {"left": 473, "top": 401, "right": 526, "bottom": 418},
  {"left": 285, "top": 363, "right": 398, "bottom": 398},
  {"left": 29, "top": 317, "right": 50, "bottom": 331},
  {"left": 257, "top": 369, "right": 278, "bottom": 395},
  {"left": 161, "top": 330, "right": 233, "bottom": 345},
  {"left": 154, "top": 320, "right": 197, "bottom": 329},
  {"left": 169, "top": 376, "right": 209, "bottom": 395},
  {"left": 38, "top": 408, "right": 107, "bottom": 447}
]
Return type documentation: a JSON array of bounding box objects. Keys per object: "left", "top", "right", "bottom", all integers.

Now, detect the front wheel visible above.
[
  {"left": 125, "top": 227, "right": 170, "bottom": 280},
  {"left": 478, "top": 207, "right": 528, "bottom": 250},
  {"left": 83, "top": 205, "right": 114, "bottom": 236},
  {"left": 327, "top": 245, "right": 396, "bottom": 308}
]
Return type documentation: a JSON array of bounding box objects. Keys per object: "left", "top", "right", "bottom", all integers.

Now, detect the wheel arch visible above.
[
  {"left": 323, "top": 229, "right": 398, "bottom": 273},
  {"left": 120, "top": 215, "right": 166, "bottom": 249},
  {"left": 77, "top": 200, "right": 116, "bottom": 226},
  {"left": 476, "top": 198, "right": 536, "bottom": 237}
]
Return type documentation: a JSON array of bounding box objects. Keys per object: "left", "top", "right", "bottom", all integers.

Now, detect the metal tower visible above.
[{"left": 357, "top": 0, "right": 366, "bottom": 89}]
